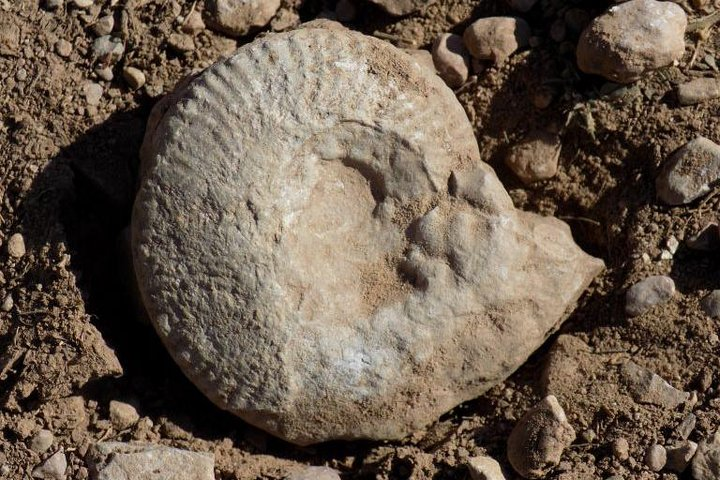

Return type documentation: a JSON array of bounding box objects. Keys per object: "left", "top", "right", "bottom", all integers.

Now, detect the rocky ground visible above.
[{"left": 2, "top": 0, "right": 720, "bottom": 478}]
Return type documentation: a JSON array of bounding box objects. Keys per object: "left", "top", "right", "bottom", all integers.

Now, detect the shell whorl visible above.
[{"left": 132, "top": 28, "right": 600, "bottom": 445}]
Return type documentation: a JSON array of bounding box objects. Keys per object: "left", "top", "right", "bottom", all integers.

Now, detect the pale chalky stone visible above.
[
  {"left": 463, "top": 17, "right": 531, "bottom": 64},
  {"left": 576, "top": 0, "right": 687, "bottom": 83},
  {"left": 134, "top": 27, "right": 603, "bottom": 445}
]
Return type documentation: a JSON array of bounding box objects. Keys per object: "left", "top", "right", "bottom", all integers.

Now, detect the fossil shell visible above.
[{"left": 133, "top": 27, "right": 603, "bottom": 445}]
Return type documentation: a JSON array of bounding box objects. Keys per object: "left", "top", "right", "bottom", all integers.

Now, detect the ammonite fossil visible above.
[{"left": 133, "top": 27, "right": 603, "bottom": 445}]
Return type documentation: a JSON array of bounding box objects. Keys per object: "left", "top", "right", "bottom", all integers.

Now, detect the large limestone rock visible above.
[{"left": 133, "top": 27, "right": 603, "bottom": 445}]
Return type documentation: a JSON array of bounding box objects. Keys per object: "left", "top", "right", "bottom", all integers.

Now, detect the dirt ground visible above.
[{"left": 2, "top": 0, "right": 720, "bottom": 478}]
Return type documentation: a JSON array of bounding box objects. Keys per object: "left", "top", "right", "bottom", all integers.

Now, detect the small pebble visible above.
[
  {"left": 122, "top": 66, "right": 146, "bottom": 90},
  {"left": 181, "top": 10, "right": 206, "bottom": 34},
  {"left": 55, "top": 40, "right": 72, "bottom": 58},
  {"left": 666, "top": 236, "right": 679, "bottom": 254},
  {"left": 612, "top": 437, "right": 630, "bottom": 461},
  {"left": 657, "top": 136, "right": 720, "bottom": 205},
  {"left": 676, "top": 413, "right": 697, "bottom": 440},
  {"left": 7, "top": 233, "right": 25, "bottom": 258},
  {"left": 287, "top": 466, "right": 341, "bottom": 480},
  {"left": 109, "top": 400, "right": 140, "bottom": 430},
  {"left": 666, "top": 440, "right": 697, "bottom": 472},
  {"left": 2, "top": 295, "right": 13, "bottom": 312},
  {"left": 92, "top": 15, "right": 115, "bottom": 36},
  {"left": 507, "top": 395, "right": 575, "bottom": 478},
  {"left": 467, "top": 455, "right": 506, "bottom": 480},
  {"left": 72, "top": 0, "right": 93, "bottom": 8},
  {"left": 677, "top": 77, "right": 720, "bottom": 106},
  {"left": 576, "top": 0, "right": 687, "bottom": 83},
  {"left": 168, "top": 33, "right": 195, "bottom": 53},
  {"left": 701, "top": 291, "right": 720, "bottom": 318},
  {"left": 644, "top": 444, "right": 666, "bottom": 472},
  {"left": 463, "top": 17, "right": 531, "bottom": 64},
  {"left": 621, "top": 360, "right": 689, "bottom": 409},
  {"left": 83, "top": 82, "right": 103, "bottom": 106},
  {"left": 31, "top": 450, "right": 67, "bottom": 480},
  {"left": 505, "top": 130, "right": 561, "bottom": 184},
  {"left": 29, "top": 430, "right": 54, "bottom": 454},
  {"left": 94, "top": 66, "right": 114, "bottom": 82},
  {"left": 625, "top": 275, "right": 674, "bottom": 317},
  {"left": 432, "top": 33, "right": 470, "bottom": 89},
  {"left": 16, "top": 68, "right": 28, "bottom": 82},
  {"left": 91, "top": 36, "right": 125, "bottom": 65}
]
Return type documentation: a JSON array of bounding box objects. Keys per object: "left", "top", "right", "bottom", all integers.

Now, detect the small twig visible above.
[{"left": 687, "top": 10, "right": 720, "bottom": 33}]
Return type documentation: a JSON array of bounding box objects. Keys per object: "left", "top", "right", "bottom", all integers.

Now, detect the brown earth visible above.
[{"left": 1, "top": 0, "right": 720, "bottom": 479}]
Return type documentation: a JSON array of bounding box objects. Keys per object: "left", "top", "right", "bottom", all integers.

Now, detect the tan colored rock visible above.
[
  {"left": 467, "top": 455, "right": 506, "bottom": 480},
  {"left": 134, "top": 28, "right": 603, "bottom": 445},
  {"left": 645, "top": 444, "right": 667, "bottom": 472},
  {"left": 432, "top": 33, "right": 470, "bottom": 88},
  {"left": 576, "top": 0, "right": 687, "bottom": 83},
  {"left": 505, "top": 130, "right": 561, "bottom": 184},
  {"left": 109, "top": 400, "right": 140, "bottom": 429},
  {"left": 86, "top": 442, "right": 214, "bottom": 480},
  {"left": 677, "top": 77, "right": 720, "bottom": 106},
  {"left": 507, "top": 395, "right": 576, "bottom": 479},
  {"left": 656, "top": 136, "right": 720, "bottom": 205},
  {"left": 463, "top": 17, "right": 531, "bottom": 64},
  {"left": 204, "top": 0, "right": 281, "bottom": 37},
  {"left": 7, "top": 232, "right": 25, "bottom": 258},
  {"left": 621, "top": 361, "right": 689, "bottom": 408},
  {"left": 367, "top": 0, "right": 435, "bottom": 16}
]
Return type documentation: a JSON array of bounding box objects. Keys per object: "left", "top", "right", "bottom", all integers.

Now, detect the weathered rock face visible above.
[
  {"left": 133, "top": 27, "right": 603, "bottom": 445},
  {"left": 576, "top": 0, "right": 687, "bottom": 83}
]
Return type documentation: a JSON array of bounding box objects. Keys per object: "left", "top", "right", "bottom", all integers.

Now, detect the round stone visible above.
[{"left": 133, "top": 27, "right": 602, "bottom": 445}]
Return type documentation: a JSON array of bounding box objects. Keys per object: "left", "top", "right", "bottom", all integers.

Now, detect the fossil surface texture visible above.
[{"left": 133, "top": 27, "right": 603, "bottom": 445}]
